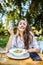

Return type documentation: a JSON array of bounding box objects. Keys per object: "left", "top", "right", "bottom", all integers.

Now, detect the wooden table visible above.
[{"left": 0, "top": 53, "right": 43, "bottom": 65}]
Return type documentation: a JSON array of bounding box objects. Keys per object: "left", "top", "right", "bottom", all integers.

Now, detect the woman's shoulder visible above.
[{"left": 12, "top": 34, "right": 16, "bottom": 39}]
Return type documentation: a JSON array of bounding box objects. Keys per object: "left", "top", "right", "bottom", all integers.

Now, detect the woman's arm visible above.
[
  {"left": 6, "top": 35, "right": 14, "bottom": 52},
  {"left": 28, "top": 31, "right": 40, "bottom": 53},
  {"left": 6, "top": 27, "right": 14, "bottom": 52},
  {"left": 27, "top": 48, "right": 40, "bottom": 53}
]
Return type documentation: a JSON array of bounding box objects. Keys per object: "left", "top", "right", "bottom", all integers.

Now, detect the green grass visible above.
[{"left": 0, "top": 36, "right": 9, "bottom": 48}]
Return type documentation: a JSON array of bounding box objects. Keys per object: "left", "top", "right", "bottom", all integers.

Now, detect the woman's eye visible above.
[
  {"left": 19, "top": 22, "right": 26, "bottom": 26},
  {"left": 23, "top": 23, "right": 26, "bottom": 25},
  {"left": 19, "top": 23, "right": 22, "bottom": 25}
]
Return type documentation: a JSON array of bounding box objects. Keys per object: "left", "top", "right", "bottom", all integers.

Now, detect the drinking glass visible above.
[{"left": 0, "top": 47, "right": 7, "bottom": 62}]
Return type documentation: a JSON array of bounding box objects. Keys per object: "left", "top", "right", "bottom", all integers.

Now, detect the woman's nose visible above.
[{"left": 21, "top": 23, "right": 24, "bottom": 26}]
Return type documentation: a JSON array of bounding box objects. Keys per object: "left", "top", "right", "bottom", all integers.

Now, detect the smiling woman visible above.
[{"left": 5, "top": 18, "right": 40, "bottom": 53}]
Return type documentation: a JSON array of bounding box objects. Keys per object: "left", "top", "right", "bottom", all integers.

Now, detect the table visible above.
[{"left": 0, "top": 53, "right": 43, "bottom": 65}]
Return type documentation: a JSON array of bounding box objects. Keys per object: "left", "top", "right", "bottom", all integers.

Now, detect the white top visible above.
[{"left": 11, "top": 35, "right": 39, "bottom": 50}]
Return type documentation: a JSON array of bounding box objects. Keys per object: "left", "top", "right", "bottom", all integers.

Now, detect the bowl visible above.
[{"left": 9, "top": 48, "right": 27, "bottom": 56}]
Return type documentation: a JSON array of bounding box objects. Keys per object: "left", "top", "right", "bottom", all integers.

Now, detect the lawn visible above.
[{"left": 0, "top": 36, "right": 9, "bottom": 48}]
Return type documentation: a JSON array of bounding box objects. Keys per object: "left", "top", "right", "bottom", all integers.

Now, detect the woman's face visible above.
[{"left": 18, "top": 20, "right": 27, "bottom": 32}]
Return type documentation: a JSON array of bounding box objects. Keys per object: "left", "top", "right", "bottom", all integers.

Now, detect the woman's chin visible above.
[{"left": 19, "top": 29, "right": 24, "bottom": 32}]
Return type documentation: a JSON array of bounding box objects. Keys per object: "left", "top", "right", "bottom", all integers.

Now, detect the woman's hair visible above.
[{"left": 16, "top": 18, "right": 33, "bottom": 49}]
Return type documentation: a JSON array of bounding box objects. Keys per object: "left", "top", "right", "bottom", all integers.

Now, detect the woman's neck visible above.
[
  {"left": 19, "top": 31, "right": 23, "bottom": 37},
  {"left": 19, "top": 31, "right": 24, "bottom": 41}
]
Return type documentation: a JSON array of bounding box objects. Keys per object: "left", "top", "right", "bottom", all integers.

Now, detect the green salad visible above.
[{"left": 14, "top": 50, "right": 23, "bottom": 53}]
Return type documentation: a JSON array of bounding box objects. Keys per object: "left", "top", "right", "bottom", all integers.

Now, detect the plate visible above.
[
  {"left": 7, "top": 52, "right": 30, "bottom": 59},
  {"left": 9, "top": 48, "right": 27, "bottom": 56}
]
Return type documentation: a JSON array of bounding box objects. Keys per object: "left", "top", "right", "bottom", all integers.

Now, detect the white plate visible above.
[
  {"left": 9, "top": 48, "right": 27, "bottom": 56},
  {"left": 7, "top": 52, "right": 30, "bottom": 59}
]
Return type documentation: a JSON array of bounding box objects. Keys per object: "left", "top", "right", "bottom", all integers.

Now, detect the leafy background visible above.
[{"left": 0, "top": 0, "right": 43, "bottom": 47}]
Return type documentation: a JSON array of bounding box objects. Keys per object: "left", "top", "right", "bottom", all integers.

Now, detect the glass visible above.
[{"left": 0, "top": 47, "right": 7, "bottom": 62}]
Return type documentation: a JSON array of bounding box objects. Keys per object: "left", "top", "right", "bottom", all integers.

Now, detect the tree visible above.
[{"left": 0, "top": 0, "right": 43, "bottom": 36}]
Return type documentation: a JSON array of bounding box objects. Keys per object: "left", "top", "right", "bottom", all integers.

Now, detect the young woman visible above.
[{"left": 6, "top": 18, "right": 40, "bottom": 53}]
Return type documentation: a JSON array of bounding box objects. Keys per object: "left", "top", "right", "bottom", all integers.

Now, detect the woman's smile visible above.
[{"left": 20, "top": 26, "right": 25, "bottom": 29}]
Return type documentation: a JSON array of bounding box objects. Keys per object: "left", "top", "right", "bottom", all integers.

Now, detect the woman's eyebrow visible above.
[{"left": 19, "top": 22, "right": 22, "bottom": 23}]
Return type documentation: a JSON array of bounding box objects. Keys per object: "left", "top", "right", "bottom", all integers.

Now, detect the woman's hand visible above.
[
  {"left": 7, "top": 27, "right": 14, "bottom": 35},
  {"left": 26, "top": 48, "right": 40, "bottom": 53}
]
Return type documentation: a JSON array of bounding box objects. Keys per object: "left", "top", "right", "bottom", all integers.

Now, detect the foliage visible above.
[
  {"left": 0, "top": 0, "right": 43, "bottom": 36},
  {"left": 36, "top": 37, "right": 43, "bottom": 41},
  {"left": 0, "top": 36, "right": 9, "bottom": 48}
]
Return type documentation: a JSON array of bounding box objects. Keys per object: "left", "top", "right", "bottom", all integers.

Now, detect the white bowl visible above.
[{"left": 9, "top": 48, "right": 27, "bottom": 56}]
